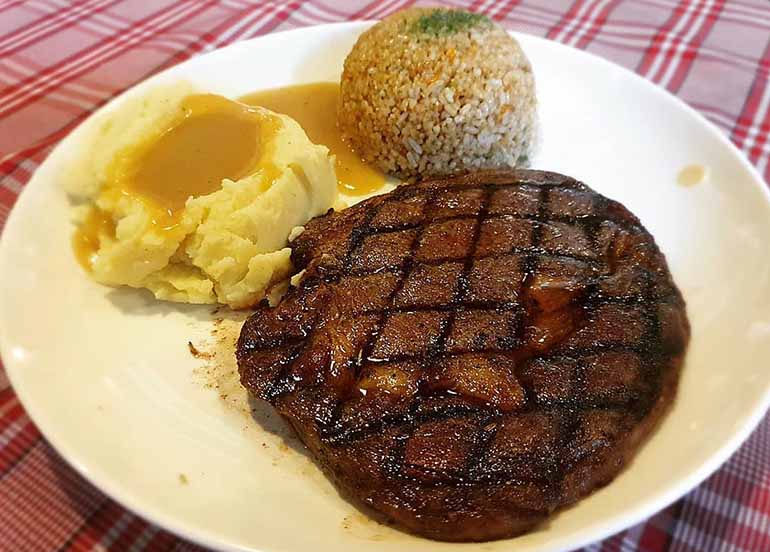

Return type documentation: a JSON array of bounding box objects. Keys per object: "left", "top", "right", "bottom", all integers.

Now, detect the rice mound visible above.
[{"left": 339, "top": 8, "right": 537, "bottom": 180}]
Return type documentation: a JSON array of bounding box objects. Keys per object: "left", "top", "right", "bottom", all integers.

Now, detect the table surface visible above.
[{"left": 1, "top": 1, "right": 769, "bottom": 551}]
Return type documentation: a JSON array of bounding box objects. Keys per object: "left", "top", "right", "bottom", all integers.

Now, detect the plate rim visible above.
[{"left": 2, "top": 20, "right": 770, "bottom": 552}]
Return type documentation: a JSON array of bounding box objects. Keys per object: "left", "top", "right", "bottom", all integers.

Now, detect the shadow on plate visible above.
[
  {"left": 247, "top": 394, "right": 310, "bottom": 459},
  {"left": 245, "top": 395, "right": 404, "bottom": 542},
  {"left": 105, "top": 286, "right": 220, "bottom": 322}
]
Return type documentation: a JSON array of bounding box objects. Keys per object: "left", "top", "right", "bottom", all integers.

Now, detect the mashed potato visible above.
[{"left": 64, "top": 83, "right": 337, "bottom": 308}]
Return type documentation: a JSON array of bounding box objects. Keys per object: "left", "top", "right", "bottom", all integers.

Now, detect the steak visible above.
[{"left": 236, "top": 170, "right": 689, "bottom": 542}]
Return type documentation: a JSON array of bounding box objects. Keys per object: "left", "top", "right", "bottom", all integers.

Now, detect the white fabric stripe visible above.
[
  {"left": 0, "top": 0, "right": 114, "bottom": 53},
  {"left": 618, "top": 522, "right": 645, "bottom": 551},
  {"left": 709, "top": 464, "right": 755, "bottom": 550},
  {"left": 464, "top": 0, "right": 499, "bottom": 23},
  {"left": 76, "top": 9, "right": 139, "bottom": 35},
  {"left": 566, "top": 0, "right": 614, "bottom": 47},
  {"left": 551, "top": 0, "right": 598, "bottom": 43},
  {"left": 644, "top": 0, "right": 700, "bottom": 81},
  {"left": 0, "top": 418, "right": 26, "bottom": 450},
  {"left": 127, "top": 525, "right": 158, "bottom": 552},
  {"left": 701, "top": 492, "right": 754, "bottom": 550},
  {"left": 219, "top": 0, "right": 251, "bottom": 10},
  {"left": 207, "top": 2, "right": 272, "bottom": 46},
  {"left": 0, "top": 170, "right": 25, "bottom": 194},
  {"left": 362, "top": 0, "right": 410, "bottom": 20},
  {"left": 1, "top": 57, "right": 106, "bottom": 107},
  {"left": 715, "top": 0, "right": 770, "bottom": 22},
  {"left": 498, "top": 6, "right": 556, "bottom": 28},
  {"left": 479, "top": 1, "right": 761, "bottom": 79},
  {"left": 741, "top": 491, "right": 770, "bottom": 552},
  {"left": 641, "top": 0, "right": 770, "bottom": 26},
  {"left": 136, "top": 34, "right": 207, "bottom": 52},
  {"left": 0, "top": 174, "right": 24, "bottom": 195},
  {"left": 0, "top": 0, "right": 55, "bottom": 14},
  {"left": 0, "top": 1, "right": 203, "bottom": 117},
  {"left": 95, "top": 511, "right": 134, "bottom": 550},
  {"left": 670, "top": 502, "right": 714, "bottom": 551},
  {"left": 688, "top": 486, "right": 750, "bottom": 548},
  {"left": 587, "top": 31, "right": 762, "bottom": 73},
  {"left": 724, "top": 437, "right": 766, "bottom": 481},
  {"left": 289, "top": 9, "right": 334, "bottom": 26},
  {"left": 658, "top": 0, "right": 715, "bottom": 88},
  {"left": 742, "top": 70, "right": 770, "bottom": 152},
  {"left": 300, "top": 1, "right": 346, "bottom": 23},
  {"left": 230, "top": 2, "right": 284, "bottom": 43}
]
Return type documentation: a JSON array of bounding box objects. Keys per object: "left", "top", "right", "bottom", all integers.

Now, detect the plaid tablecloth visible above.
[{"left": 1, "top": 1, "right": 769, "bottom": 550}]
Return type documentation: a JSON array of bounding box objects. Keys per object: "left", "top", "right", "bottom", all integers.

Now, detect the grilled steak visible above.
[{"left": 237, "top": 170, "right": 689, "bottom": 542}]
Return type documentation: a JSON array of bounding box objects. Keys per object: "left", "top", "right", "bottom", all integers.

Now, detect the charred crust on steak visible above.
[{"left": 237, "top": 169, "right": 689, "bottom": 542}]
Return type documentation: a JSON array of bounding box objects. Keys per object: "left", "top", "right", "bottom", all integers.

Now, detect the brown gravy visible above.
[
  {"left": 72, "top": 93, "right": 281, "bottom": 271},
  {"left": 241, "top": 82, "right": 385, "bottom": 196}
]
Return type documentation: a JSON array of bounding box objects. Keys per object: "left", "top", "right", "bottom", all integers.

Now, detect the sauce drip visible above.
[
  {"left": 72, "top": 206, "right": 115, "bottom": 271},
  {"left": 677, "top": 164, "right": 707, "bottom": 187},
  {"left": 241, "top": 82, "right": 385, "bottom": 196}
]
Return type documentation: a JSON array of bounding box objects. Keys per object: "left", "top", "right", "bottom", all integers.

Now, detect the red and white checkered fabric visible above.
[{"left": 1, "top": 1, "right": 769, "bottom": 550}]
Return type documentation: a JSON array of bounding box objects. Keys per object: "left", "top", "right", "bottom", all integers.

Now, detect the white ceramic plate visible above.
[{"left": 2, "top": 22, "right": 770, "bottom": 552}]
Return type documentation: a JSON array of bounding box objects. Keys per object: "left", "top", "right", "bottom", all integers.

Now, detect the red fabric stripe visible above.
[
  {"left": 0, "top": 386, "right": 14, "bottom": 407},
  {"left": 747, "top": 103, "right": 770, "bottom": 166},
  {"left": 637, "top": 0, "right": 692, "bottom": 75},
  {"left": 350, "top": 0, "right": 395, "bottom": 20},
  {"left": 0, "top": 397, "right": 23, "bottom": 428},
  {"left": 0, "top": 418, "right": 41, "bottom": 476},
  {"left": 1, "top": 140, "right": 60, "bottom": 190},
  {"left": 637, "top": 520, "right": 671, "bottom": 549},
  {"left": 0, "top": 0, "right": 124, "bottom": 58},
  {"left": 0, "top": 0, "right": 89, "bottom": 51},
  {"left": 467, "top": 0, "right": 492, "bottom": 14},
  {"left": 255, "top": 2, "right": 307, "bottom": 36},
  {"left": 237, "top": 1, "right": 306, "bottom": 42},
  {"left": 680, "top": 495, "right": 770, "bottom": 548},
  {"left": 744, "top": 479, "right": 770, "bottom": 549},
  {"left": 0, "top": 6, "right": 271, "bottom": 182},
  {"left": 574, "top": 0, "right": 624, "bottom": 50},
  {"left": 560, "top": 0, "right": 601, "bottom": 45},
  {"left": 489, "top": 0, "right": 523, "bottom": 23},
  {"left": 142, "top": 527, "right": 177, "bottom": 551},
  {"left": 1, "top": 1, "right": 180, "bottom": 99},
  {"left": 731, "top": 35, "right": 770, "bottom": 150},
  {"left": 110, "top": 514, "right": 152, "bottom": 550},
  {"left": 367, "top": 0, "right": 416, "bottom": 20},
  {"left": 649, "top": 1, "right": 705, "bottom": 85},
  {"left": 598, "top": 530, "right": 624, "bottom": 551},
  {"left": 60, "top": 498, "right": 121, "bottom": 551},
  {"left": 0, "top": 2, "right": 769, "bottom": 550},
  {"left": 546, "top": 0, "right": 590, "bottom": 41},
  {"left": 0, "top": 1, "right": 216, "bottom": 119},
  {"left": 666, "top": 0, "right": 726, "bottom": 91},
  {"left": 153, "top": 2, "right": 267, "bottom": 70},
  {"left": 0, "top": 0, "right": 36, "bottom": 15}
]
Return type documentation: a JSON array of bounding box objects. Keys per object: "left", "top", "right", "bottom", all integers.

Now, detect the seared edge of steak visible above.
[{"left": 237, "top": 170, "right": 689, "bottom": 541}]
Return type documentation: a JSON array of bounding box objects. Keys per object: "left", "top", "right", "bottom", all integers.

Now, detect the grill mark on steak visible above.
[{"left": 236, "top": 170, "right": 689, "bottom": 542}]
